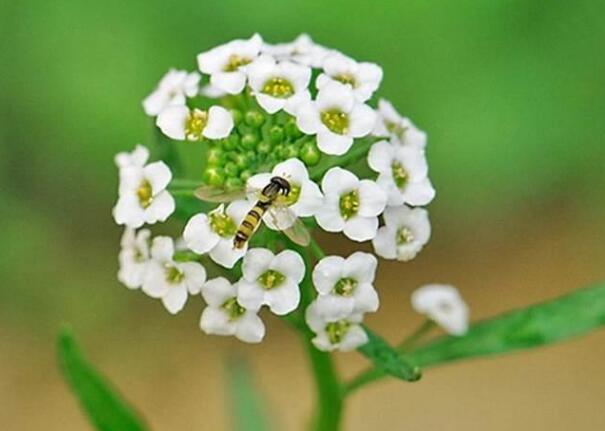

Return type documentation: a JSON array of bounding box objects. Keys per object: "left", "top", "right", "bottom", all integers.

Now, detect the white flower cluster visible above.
[{"left": 112, "top": 35, "right": 469, "bottom": 351}]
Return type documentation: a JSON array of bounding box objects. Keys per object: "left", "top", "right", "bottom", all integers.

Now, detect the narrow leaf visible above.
[
  {"left": 358, "top": 327, "right": 422, "bottom": 381},
  {"left": 227, "top": 358, "right": 271, "bottom": 431},
  {"left": 57, "top": 328, "right": 147, "bottom": 431},
  {"left": 410, "top": 282, "right": 605, "bottom": 367}
]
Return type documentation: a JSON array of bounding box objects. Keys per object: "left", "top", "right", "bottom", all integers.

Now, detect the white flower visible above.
[
  {"left": 373, "top": 205, "right": 431, "bottom": 261},
  {"left": 315, "top": 167, "right": 387, "bottom": 242},
  {"left": 296, "top": 81, "right": 376, "bottom": 155},
  {"left": 305, "top": 301, "right": 368, "bottom": 352},
  {"left": 183, "top": 200, "right": 252, "bottom": 269},
  {"left": 118, "top": 228, "right": 151, "bottom": 289},
  {"left": 156, "top": 105, "right": 233, "bottom": 141},
  {"left": 263, "top": 34, "right": 332, "bottom": 68},
  {"left": 368, "top": 140, "right": 435, "bottom": 206},
  {"left": 197, "top": 34, "right": 263, "bottom": 95},
  {"left": 142, "top": 69, "right": 200, "bottom": 117},
  {"left": 246, "top": 158, "right": 323, "bottom": 229},
  {"left": 200, "top": 277, "right": 265, "bottom": 343},
  {"left": 114, "top": 144, "right": 149, "bottom": 170},
  {"left": 247, "top": 55, "right": 311, "bottom": 115},
  {"left": 316, "top": 52, "right": 382, "bottom": 102},
  {"left": 373, "top": 99, "right": 427, "bottom": 148},
  {"left": 237, "top": 248, "right": 305, "bottom": 315},
  {"left": 411, "top": 284, "right": 469, "bottom": 336},
  {"left": 312, "top": 252, "right": 379, "bottom": 319},
  {"left": 113, "top": 148, "right": 175, "bottom": 229},
  {"left": 142, "top": 236, "right": 207, "bottom": 314}
]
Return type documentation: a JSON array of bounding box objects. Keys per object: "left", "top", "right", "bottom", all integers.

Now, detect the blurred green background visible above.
[{"left": 1, "top": 1, "right": 604, "bottom": 430}]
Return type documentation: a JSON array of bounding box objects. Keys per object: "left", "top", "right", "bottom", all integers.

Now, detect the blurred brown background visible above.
[{"left": 1, "top": 0, "right": 605, "bottom": 430}]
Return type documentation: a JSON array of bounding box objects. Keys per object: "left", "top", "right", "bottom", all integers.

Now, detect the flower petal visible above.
[
  {"left": 180, "top": 261, "right": 207, "bottom": 294},
  {"left": 270, "top": 250, "right": 305, "bottom": 284},
  {"left": 312, "top": 256, "right": 344, "bottom": 294},
  {"left": 343, "top": 216, "right": 378, "bottom": 242},
  {"left": 235, "top": 312, "right": 266, "bottom": 343},
  {"left": 265, "top": 281, "right": 301, "bottom": 315},
  {"left": 156, "top": 105, "right": 188, "bottom": 140},
  {"left": 201, "top": 277, "right": 236, "bottom": 307},
  {"left": 357, "top": 180, "right": 387, "bottom": 217},
  {"left": 200, "top": 307, "right": 236, "bottom": 336},
  {"left": 242, "top": 248, "right": 274, "bottom": 281},
  {"left": 161, "top": 286, "right": 188, "bottom": 314}
]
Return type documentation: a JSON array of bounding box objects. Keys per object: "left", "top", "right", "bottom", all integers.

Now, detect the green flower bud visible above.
[
  {"left": 203, "top": 167, "right": 225, "bottom": 186},
  {"left": 245, "top": 110, "right": 265, "bottom": 128},
  {"left": 240, "top": 169, "right": 252, "bottom": 182},
  {"left": 301, "top": 140, "right": 321, "bottom": 166},
  {"left": 284, "top": 118, "right": 303, "bottom": 139},
  {"left": 225, "top": 177, "right": 243, "bottom": 190},
  {"left": 230, "top": 109, "right": 243, "bottom": 125},
  {"left": 234, "top": 153, "right": 248, "bottom": 170},
  {"left": 256, "top": 140, "right": 272, "bottom": 155},
  {"left": 241, "top": 132, "right": 259, "bottom": 150},
  {"left": 284, "top": 143, "right": 300, "bottom": 159},
  {"left": 269, "top": 125, "right": 285, "bottom": 144},
  {"left": 225, "top": 133, "right": 240, "bottom": 150},
  {"left": 206, "top": 147, "right": 224, "bottom": 166},
  {"left": 224, "top": 161, "right": 239, "bottom": 177}
]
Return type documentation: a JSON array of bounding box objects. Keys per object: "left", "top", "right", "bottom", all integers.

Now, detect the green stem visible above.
[
  {"left": 170, "top": 178, "right": 204, "bottom": 189},
  {"left": 293, "top": 241, "right": 344, "bottom": 431},
  {"left": 309, "top": 236, "right": 326, "bottom": 260},
  {"left": 396, "top": 320, "right": 435, "bottom": 353}
]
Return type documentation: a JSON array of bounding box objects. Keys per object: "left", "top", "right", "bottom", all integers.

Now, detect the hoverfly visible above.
[{"left": 195, "top": 176, "right": 311, "bottom": 249}]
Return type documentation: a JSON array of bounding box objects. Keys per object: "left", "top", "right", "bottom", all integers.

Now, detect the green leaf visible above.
[
  {"left": 410, "top": 282, "right": 605, "bottom": 368},
  {"left": 57, "top": 328, "right": 147, "bottom": 431},
  {"left": 227, "top": 358, "right": 271, "bottom": 431},
  {"left": 358, "top": 327, "right": 422, "bottom": 382}
]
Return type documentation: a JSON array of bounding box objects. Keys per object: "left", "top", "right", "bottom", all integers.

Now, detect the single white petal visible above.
[
  {"left": 210, "top": 71, "right": 247, "bottom": 95},
  {"left": 201, "top": 277, "right": 236, "bottom": 307},
  {"left": 314, "top": 199, "right": 345, "bottom": 232},
  {"left": 312, "top": 256, "right": 344, "bottom": 294},
  {"left": 317, "top": 130, "right": 353, "bottom": 156},
  {"left": 342, "top": 252, "right": 377, "bottom": 284},
  {"left": 144, "top": 161, "right": 172, "bottom": 193},
  {"left": 235, "top": 312, "right": 266, "bottom": 343},
  {"left": 293, "top": 179, "right": 323, "bottom": 217},
  {"left": 236, "top": 280, "right": 265, "bottom": 311},
  {"left": 242, "top": 248, "right": 274, "bottom": 281},
  {"left": 283, "top": 89, "right": 311, "bottom": 115},
  {"left": 256, "top": 93, "right": 286, "bottom": 114},
  {"left": 316, "top": 81, "right": 354, "bottom": 112},
  {"left": 264, "top": 281, "right": 300, "bottom": 315},
  {"left": 401, "top": 177, "right": 436, "bottom": 206},
  {"left": 352, "top": 283, "right": 380, "bottom": 314},
  {"left": 367, "top": 140, "right": 395, "bottom": 173},
  {"left": 156, "top": 105, "right": 188, "bottom": 140},
  {"left": 321, "top": 167, "right": 358, "bottom": 196},
  {"left": 296, "top": 102, "right": 321, "bottom": 134},
  {"left": 203, "top": 106, "right": 234, "bottom": 139},
  {"left": 142, "top": 262, "right": 170, "bottom": 298},
  {"left": 372, "top": 226, "right": 397, "bottom": 260},
  {"left": 339, "top": 325, "right": 368, "bottom": 351},
  {"left": 314, "top": 295, "right": 355, "bottom": 320},
  {"left": 183, "top": 214, "right": 220, "bottom": 254},
  {"left": 150, "top": 236, "right": 174, "bottom": 262},
  {"left": 113, "top": 195, "right": 145, "bottom": 228},
  {"left": 161, "top": 286, "right": 188, "bottom": 314},
  {"left": 411, "top": 284, "right": 469, "bottom": 335},
  {"left": 343, "top": 216, "right": 378, "bottom": 242},
  {"left": 144, "top": 191, "right": 175, "bottom": 224},
  {"left": 357, "top": 180, "right": 387, "bottom": 217},
  {"left": 209, "top": 238, "right": 246, "bottom": 269},
  {"left": 270, "top": 250, "right": 305, "bottom": 284},
  {"left": 312, "top": 333, "right": 336, "bottom": 352},
  {"left": 305, "top": 301, "right": 328, "bottom": 333},
  {"left": 200, "top": 307, "right": 236, "bottom": 336},
  {"left": 180, "top": 262, "right": 207, "bottom": 294},
  {"left": 348, "top": 103, "right": 377, "bottom": 138}
]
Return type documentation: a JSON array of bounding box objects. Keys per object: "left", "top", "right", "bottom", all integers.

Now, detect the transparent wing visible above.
[
  {"left": 194, "top": 185, "right": 256, "bottom": 203},
  {"left": 268, "top": 205, "right": 311, "bottom": 247}
]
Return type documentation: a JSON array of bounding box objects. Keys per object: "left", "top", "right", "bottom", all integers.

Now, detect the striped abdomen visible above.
[{"left": 233, "top": 199, "right": 271, "bottom": 249}]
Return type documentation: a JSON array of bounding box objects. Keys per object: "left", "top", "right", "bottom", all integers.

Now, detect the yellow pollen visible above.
[
  {"left": 320, "top": 110, "right": 349, "bottom": 135},
  {"left": 136, "top": 179, "right": 153, "bottom": 208}
]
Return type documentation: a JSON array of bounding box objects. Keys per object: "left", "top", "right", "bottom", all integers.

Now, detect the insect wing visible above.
[
  {"left": 194, "top": 185, "right": 249, "bottom": 203},
  {"left": 268, "top": 205, "right": 311, "bottom": 246}
]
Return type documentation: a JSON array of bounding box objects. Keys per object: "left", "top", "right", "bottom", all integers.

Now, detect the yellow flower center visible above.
[
  {"left": 334, "top": 73, "right": 357, "bottom": 87},
  {"left": 136, "top": 179, "right": 153, "bottom": 208},
  {"left": 221, "top": 297, "right": 246, "bottom": 320},
  {"left": 224, "top": 54, "right": 251, "bottom": 72},
  {"left": 334, "top": 277, "right": 358, "bottom": 296},
  {"left": 257, "top": 269, "right": 286, "bottom": 290},
  {"left": 209, "top": 210, "right": 237, "bottom": 238},
  {"left": 185, "top": 109, "right": 209, "bottom": 141},
  {"left": 165, "top": 265, "right": 184, "bottom": 284},
  {"left": 262, "top": 77, "right": 295, "bottom": 98},
  {"left": 391, "top": 161, "right": 409, "bottom": 189},
  {"left": 281, "top": 183, "right": 301, "bottom": 207},
  {"left": 339, "top": 189, "right": 359, "bottom": 220},
  {"left": 326, "top": 320, "right": 351, "bottom": 344},
  {"left": 396, "top": 227, "right": 414, "bottom": 245},
  {"left": 320, "top": 110, "right": 349, "bottom": 135}
]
